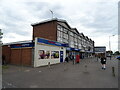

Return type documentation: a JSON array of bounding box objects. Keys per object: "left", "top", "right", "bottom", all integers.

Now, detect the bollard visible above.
[
  {"left": 112, "top": 67, "right": 115, "bottom": 77},
  {"left": 64, "top": 62, "right": 67, "bottom": 71},
  {"left": 48, "top": 62, "right": 50, "bottom": 69},
  {"left": 73, "top": 60, "right": 75, "bottom": 65},
  {"left": 85, "top": 64, "right": 88, "bottom": 72}
]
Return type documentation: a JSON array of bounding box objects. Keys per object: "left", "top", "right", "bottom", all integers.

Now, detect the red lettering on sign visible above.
[
  {"left": 16, "top": 44, "right": 21, "bottom": 46},
  {"left": 48, "top": 41, "right": 55, "bottom": 44}
]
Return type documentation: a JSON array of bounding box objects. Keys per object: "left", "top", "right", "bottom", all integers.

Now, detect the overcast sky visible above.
[{"left": 0, "top": 0, "right": 119, "bottom": 52}]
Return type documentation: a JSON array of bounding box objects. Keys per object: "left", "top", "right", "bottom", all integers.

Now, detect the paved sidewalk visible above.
[{"left": 2, "top": 57, "right": 118, "bottom": 88}]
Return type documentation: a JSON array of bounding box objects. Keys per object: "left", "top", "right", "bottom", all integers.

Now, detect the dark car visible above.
[{"left": 116, "top": 56, "right": 120, "bottom": 60}]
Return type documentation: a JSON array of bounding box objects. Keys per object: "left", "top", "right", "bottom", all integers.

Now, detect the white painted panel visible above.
[{"left": 34, "top": 38, "right": 66, "bottom": 67}]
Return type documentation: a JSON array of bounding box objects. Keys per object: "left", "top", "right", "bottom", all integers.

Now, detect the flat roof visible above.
[
  {"left": 31, "top": 18, "right": 67, "bottom": 26},
  {"left": 95, "top": 46, "right": 106, "bottom": 48},
  {"left": 3, "top": 40, "right": 32, "bottom": 45}
]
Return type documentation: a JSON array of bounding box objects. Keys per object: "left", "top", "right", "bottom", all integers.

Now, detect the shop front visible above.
[
  {"left": 2, "top": 38, "right": 67, "bottom": 67},
  {"left": 79, "top": 50, "right": 85, "bottom": 59},
  {"left": 34, "top": 37, "right": 66, "bottom": 67},
  {"left": 2, "top": 42, "right": 34, "bottom": 66},
  {"left": 66, "top": 47, "right": 80, "bottom": 62}
]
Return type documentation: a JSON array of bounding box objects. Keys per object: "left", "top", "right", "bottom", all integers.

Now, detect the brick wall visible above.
[
  {"left": 32, "top": 21, "right": 57, "bottom": 41},
  {"left": 10, "top": 48, "right": 32, "bottom": 66},
  {"left": 2, "top": 45, "right": 11, "bottom": 64},
  {"left": 2, "top": 45, "right": 32, "bottom": 66}
]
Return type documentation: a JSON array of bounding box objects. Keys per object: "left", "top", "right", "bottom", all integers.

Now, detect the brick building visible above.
[
  {"left": 2, "top": 41, "right": 33, "bottom": 66},
  {"left": 32, "top": 18, "right": 94, "bottom": 58},
  {"left": 2, "top": 18, "right": 95, "bottom": 66}
]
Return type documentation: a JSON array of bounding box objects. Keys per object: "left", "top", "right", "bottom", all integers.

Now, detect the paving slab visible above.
[{"left": 2, "top": 57, "right": 119, "bottom": 88}]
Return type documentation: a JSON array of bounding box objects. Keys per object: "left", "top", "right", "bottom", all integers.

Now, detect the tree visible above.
[
  {"left": 0, "top": 29, "right": 3, "bottom": 45},
  {"left": 114, "top": 51, "right": 120, "bottom": 55},
  {"left": 106, "top": 51, "right": 113, "bottom": 54},
  {"left": 0, "top": 29, "right": 3, "bottom": 37}
]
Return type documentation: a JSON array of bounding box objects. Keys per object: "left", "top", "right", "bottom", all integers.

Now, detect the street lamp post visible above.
[
  {"left": 50, "top": 10, "right": 53, "bottom": 19},
  {"left": 109, "top": 35, "right": 115, "bottom": 57}
]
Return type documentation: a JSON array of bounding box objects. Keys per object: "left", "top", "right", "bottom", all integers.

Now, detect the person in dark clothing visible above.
[
  {"left": 100, "top": 56, "right": 106, "bottom": 70},
  {"left": 65, "top": 57, "right": 69, "bottom": 62},
  {"left": 72, "top": 55, "right": 75, "bottom": 64},
  {"left": 72, "top": 55, "right": 74, "bottom": 60},
  {"left": 2, "top": 55, "right": 6, "bottom": 65}
]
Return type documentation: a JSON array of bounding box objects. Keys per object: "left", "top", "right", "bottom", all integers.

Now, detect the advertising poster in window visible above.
[
  {"left": 51, "top": 51, "right": 59, "bottom": 59},
  {"left": 38, "top": 50, "right": 50, "bottom": 59}
]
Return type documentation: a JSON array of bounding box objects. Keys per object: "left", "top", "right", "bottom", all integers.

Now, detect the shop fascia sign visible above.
[
  {"left": 66, "top": 47, "right": 80, "bottom": 51},
  {"left": 95, "top": 48, "right": 106, "bottom": 53},
  {"left": 10, "top": 43, "right": 34, "bottom": 48},
  {"left": 37, "top": 38, "right": 68, "bottom": 47}
]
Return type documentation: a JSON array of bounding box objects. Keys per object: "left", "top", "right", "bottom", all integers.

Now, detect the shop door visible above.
[{"left": 60, "top": 51, "right": 63, "bottom": 62}]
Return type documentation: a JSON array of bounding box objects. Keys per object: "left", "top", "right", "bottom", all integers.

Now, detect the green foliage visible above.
[
  {"left": 114, "top": 51, "right": 120, "bottom": 55},
  {"left": 106, "top": 51, "right": 113, "bottom": 54},
  {"left": 0, "top": 29, "right": 3, "bottom": 39}
]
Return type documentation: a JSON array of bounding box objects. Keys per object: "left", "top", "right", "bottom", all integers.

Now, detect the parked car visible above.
[{"left": 116, "top": 56, "right": 120, "bottom": 60}]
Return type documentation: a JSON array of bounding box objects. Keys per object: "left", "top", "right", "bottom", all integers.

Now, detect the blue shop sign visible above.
[
  {"left": 37, "top": 38, "right": 68, "bottom": 47},
  {"left": 10, "top": 43, "right": 34, "bottom": 48},
  {"left": 66, "top": 47, "right": 80, "bottom": 51}
]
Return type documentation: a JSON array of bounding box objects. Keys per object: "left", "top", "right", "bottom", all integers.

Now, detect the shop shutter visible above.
[
  {"left": 10, "top": 49, "right": 21, "bottom": 65},
  {"left": 21, "top": 48, "right": 32, "bottom": 66}
]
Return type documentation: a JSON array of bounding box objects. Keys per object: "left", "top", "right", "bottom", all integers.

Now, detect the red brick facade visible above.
[
  {"left": 2, "top": 19, "right": 62, "bottom": 66},
  {"left": 10, "top": 48, "right": 32, "bottom": 66},
  {"left": 32, "top": 20, "right": 57, "bottom": 41},
  {"left": 2, "top": 45, "right": 32, "bottom": 66},
  {"left": 2, "top": 45, "right": 11, "bottom": 64}
]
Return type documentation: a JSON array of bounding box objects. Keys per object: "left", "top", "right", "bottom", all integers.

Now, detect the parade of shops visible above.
[
  {"left": 94, "top": 46, "right": 106, "bottom": 57},
  {"left": 2, "top": 18, "right": 95, "bottom": 67}
]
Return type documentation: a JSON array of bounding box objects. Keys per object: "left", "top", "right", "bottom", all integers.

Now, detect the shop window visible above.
[
  {"left": 51, "top": 51, "right": 59, "bottom": 59},
  {"left": 38, "top": 50, "right": 50, "bottom": 59}
]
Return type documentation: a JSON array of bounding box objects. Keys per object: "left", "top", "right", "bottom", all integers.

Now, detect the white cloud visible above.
[
  {"left": 2, "top": 33, "right": 32, "bottom": 43},
  {"left": 0, "top": 0, "right": 119, "bottom": 51}
]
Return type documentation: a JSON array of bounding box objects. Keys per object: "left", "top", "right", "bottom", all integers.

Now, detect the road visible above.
[{"left": 2, "top": 56, "right": 119, "bottom": 88}]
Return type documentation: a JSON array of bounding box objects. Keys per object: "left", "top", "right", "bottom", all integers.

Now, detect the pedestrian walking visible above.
[
  {"left": 100, "top": 56, "right": 106, "bottom": 70},
  {"left": 72, "top": 55, "right": 75, "bottom": 64},
  {"left": 65, "top": 56, "right": 69, "bottom": 62},
  {"left": 110, "top": 55, "right": 111, "bottom": 60}
]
